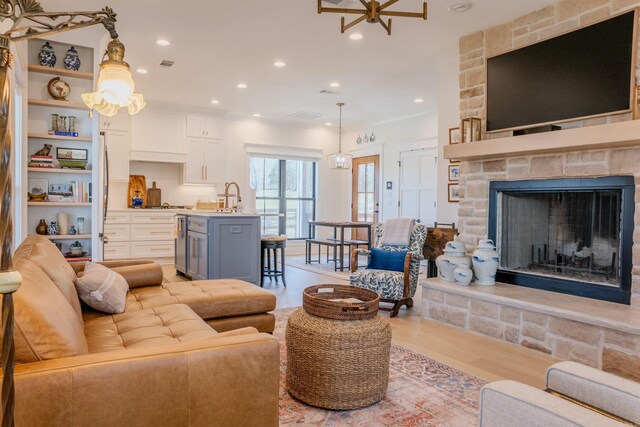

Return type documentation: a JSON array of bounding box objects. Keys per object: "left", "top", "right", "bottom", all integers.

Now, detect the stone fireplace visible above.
[{"left": 489, "top": 176, "right": 635, "bottom": 304}]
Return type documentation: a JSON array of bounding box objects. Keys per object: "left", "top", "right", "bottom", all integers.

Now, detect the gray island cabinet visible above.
[{"left": 175, "top": 212, "right": 261, "bottom": 285}]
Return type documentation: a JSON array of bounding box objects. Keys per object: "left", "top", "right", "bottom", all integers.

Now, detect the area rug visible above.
[
  {"left": 286, "top": 255, "right": 352, "bottom": 280},
  {"left": 275, "top": 308, "right": 485, "bottom": 426}
]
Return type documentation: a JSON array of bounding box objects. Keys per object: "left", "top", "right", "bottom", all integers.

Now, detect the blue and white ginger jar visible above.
[
  {"left": 39, "top": 42, "right": 56, "bottom": 67},
  {"left": 436, "top": 240, "right": 470, "bottom": 282},
  {"left": 453, "top": 261, "right": 473, "bottom": 286},
  {"left": 64, "top": 46, "right": 81, "bottom": 71},
  {"left": 472, "top": 239, "right": 499, "bottom": 286}
]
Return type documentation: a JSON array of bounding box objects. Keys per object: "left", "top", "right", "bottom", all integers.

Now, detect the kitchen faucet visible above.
[{"left": 224, "top": 182, "right": 241, "bottom": 210}]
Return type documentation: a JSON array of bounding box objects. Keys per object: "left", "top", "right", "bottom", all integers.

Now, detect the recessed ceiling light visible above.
[
  {"left": 237, "top": 83, "right": 248, "bottom": 89},
  {"left": 210, "top": 99, "right": 220, "bottom": 105},
  {"left": 156, "top": 39, "right": 170, "bottom": 46},
  {"left": 325, "top": 122, "right": 332, "bottom": 126},
  {"left": 414, "top": 98, "right": 424, "bottom": 103},
  {"left": 253, "top": 113, "right": 261, "bottom": 117},
  {"left": 273, "top": 61, "right": 286, "bottom": 68},
  {"left": 349, "top": 33, "right": 364, "bottom": 41},
  {"left": 329, "top": 82, "right": 341, "bottom": 88},
  {"left": 447, "top": 2, "right": 472, "bottom": 13},
  {"left": 136, "top": 67, "right": 148, "bottom": 74}
]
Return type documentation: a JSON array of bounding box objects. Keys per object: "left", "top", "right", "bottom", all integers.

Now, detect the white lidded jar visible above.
[
  {"left": 436, "top": 240, "right": 470, "bottom": 282},
  {"left": 453, "top": 261, "right": 473, "bottom": 286},
  {"left": 472, "top": 239, "right": 500, "bottom": 286}
]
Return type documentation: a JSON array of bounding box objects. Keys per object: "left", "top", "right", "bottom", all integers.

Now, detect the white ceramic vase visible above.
[
  {"left": 436, "top": 240, "right": 470, "bottom": 282},
  {"left": 472, "top": 239, "right": 500, "bottom": 286},
  {"left": 453, "top": 261, "right": 473, "bottom": 286}
]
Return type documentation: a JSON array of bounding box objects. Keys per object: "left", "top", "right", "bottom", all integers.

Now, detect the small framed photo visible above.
[
  {"left": 449, "top": 127, "right": 461, "bottom": 145},
  {"left": 56, "top": 147, "right": 88, "bottom": 161},
  {"left": 448, "top": 165, "right": 460, "bottom": 182},
  {"left": 28, "top": 178, "right": 48, "bottom": 195},
  {"left": 448, "top": 183, "right": 461, "bottom": 203},
  {"left": 49, "top": 183, "right": 74, "bottom": 196}
]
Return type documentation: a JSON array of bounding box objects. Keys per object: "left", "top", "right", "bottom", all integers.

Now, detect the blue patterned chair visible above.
[{"left": 350, "top": 223, "right": 428, "bottom": 317}]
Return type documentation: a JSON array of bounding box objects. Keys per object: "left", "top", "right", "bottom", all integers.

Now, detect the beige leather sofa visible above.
[
  {"left": 480, "top": 361, "right": 640, "bottom": 426},
  {"left": 1, "top": 235, "right": 280, "bottom": 426}
]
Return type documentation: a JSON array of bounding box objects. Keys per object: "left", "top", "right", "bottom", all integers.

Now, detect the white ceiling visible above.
[{"left": 45, "top": 0, "right": 552, "bottom": 128}]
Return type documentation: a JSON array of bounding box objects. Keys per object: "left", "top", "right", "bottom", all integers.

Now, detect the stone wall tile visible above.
[
  {"left": 500, "top": 307, "right": 520, "bottom": 325},
  {"left": 522, "top": 324, "right": 547, "bottom": 342},
  {"left": 556, "top": 0, "right": 609, "bottom": 22},
  {"left": 512, "top": 5, "right": 556, "bottom": 27},
  {"left": 445, "top": 293, "right": 470, "bottom": 308},
  {"left": 539, "top": 19, "right": 580, "bottom": 39},
  {"left": 523, "top": 311, "right": 548, "bottom": 326},
  {"left": 604, "top": 329, "right": 640, "bottom": 351},
  {"left": 425, "top": 289, "right": 445, "bottom": 303},
  {"left": 470, "top": 300, "right": 500, "bottom": 319},
  {"left": 531, "top": 156, "right": 563, "bottom": 178},
  {"left": 564, "top": 163, "right": 609, "bottom": 177},
  {"left": 483, "top": 160, "right": 507, "bottom": 172},
  {"left": 610, "top": 148, "right": 640, "bottom": 174},
  {"left": 469, "top": 316, "right": 504, "bottom": 339},
  {"left": 602, "top": 347, "right": 640, "bottom": 381},
  {"left": 554, "top": 338, "right": 599, "bottom": 367},
  {"left": 507, "top": 166, "right": 531, "bottom": 180},
  {"left": 460, "top": 31, "right": 484, "bottom": 54},
  {"left": 513, "top": 33, "right": 540, "bottom": 49},
  {"left": 505, "top": 325, "right": 520, "bottom": 344},
  {"left": 548, "top": 318, "right": 602, "bottom": 345},
  {"left": 613, "top": 0, "right": 640, "bottom": 10},
  {"left": 428, "top": 304, "right": 467, "bottom": 328}
]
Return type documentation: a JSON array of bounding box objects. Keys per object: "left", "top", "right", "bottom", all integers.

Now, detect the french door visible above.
[{"left": 351, "top": 155, "right": 380, "bottom": 240}]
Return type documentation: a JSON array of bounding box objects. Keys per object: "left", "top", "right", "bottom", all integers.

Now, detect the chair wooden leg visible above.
[
  {"left": 405, "top": 298, "right": 414, "bottom": 308},
  {"left": 389, "top": 301, "right": 402, "bottom": 318}
]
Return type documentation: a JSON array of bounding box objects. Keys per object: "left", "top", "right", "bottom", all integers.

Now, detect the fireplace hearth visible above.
[{"left": 488, "top": 177, "right": 635, "bottom": 304}]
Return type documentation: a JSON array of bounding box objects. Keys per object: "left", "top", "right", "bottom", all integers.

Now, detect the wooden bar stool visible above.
[{"left": 261, "top": 235, "right": 287, "bottom": 288}]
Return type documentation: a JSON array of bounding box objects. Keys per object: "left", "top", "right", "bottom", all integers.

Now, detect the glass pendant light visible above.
[
  {"left": 328, "top": 102, "right": 353, "bottom": 169},
  {"left": 82, "top": 38, "right": 146, "bottom": 117}
]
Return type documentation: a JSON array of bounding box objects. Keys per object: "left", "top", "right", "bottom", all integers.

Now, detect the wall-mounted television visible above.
[{"left": 486, "top": 9, "right": 637, "bottom": 133}]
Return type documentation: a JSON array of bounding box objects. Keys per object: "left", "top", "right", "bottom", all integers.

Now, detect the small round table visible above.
[{"left": 285, "top": 304, "right": 391, "bottom": 410}]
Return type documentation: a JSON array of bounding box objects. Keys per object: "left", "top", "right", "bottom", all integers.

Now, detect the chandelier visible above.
[
  {"left": 317, "top": 0, "right": 428, "bottom": 35},
  {"left": 328, "top": 102, "right": 353, "bottom": 169}
]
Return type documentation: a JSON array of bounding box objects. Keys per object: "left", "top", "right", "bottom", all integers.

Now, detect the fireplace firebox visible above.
[{"left": 488, "top": 177, "right": 635, "bottom": 304}]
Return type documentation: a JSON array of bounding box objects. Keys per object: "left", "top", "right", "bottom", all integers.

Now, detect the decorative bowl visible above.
[{"left": 58, "top": 159, "right": 87, "bottom": 169}]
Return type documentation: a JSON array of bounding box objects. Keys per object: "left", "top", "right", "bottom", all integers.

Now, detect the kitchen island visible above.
[{"left": 175, "top": 211, "right": 262, "bottom": 285}]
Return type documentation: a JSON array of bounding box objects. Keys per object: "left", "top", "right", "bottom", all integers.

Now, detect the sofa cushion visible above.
[
  {"left": 13, "top": 235, "right": 83, "bottom": 323},
  {"left": 84, "top": 304, "right": 218, "bottom": 353},
  {"left": 125, "top": 279, "right": 276, "bottom": 320},
  {"left": 9, "top": 258, "right": 88, "bottom": 363},
  {"left": 76, "top": 263, "right": 129, "bottom": 314}
]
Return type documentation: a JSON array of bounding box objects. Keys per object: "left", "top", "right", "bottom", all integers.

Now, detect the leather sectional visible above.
[{"left": 1, "top": 235, "right": 280, "bottom": 426}]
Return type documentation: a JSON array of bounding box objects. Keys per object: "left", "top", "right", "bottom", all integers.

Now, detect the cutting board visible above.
[
  {"left": 147, "top": 181, "right": 161, "bottom": 208},
  {"left": 127, "top": 175, "right": 147, "bottom": 208}
]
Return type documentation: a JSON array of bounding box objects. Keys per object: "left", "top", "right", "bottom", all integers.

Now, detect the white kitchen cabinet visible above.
[
  {"left": 105, "top": 129, "right": 130, "bottom": 182},
  {"left": 183, "top": 138, "right": 225, "bottom": 185},
  {"left": 186, "top": 115, "right": 222, "bottom": 139},
  {"left": 104, "top": 210, "right": 176, "bottom": 261},
  {"left": 130, "top": 109, "right": 186, "bottom": 163},
  {"left": 100, "top": 111, "right": 131, "bottom": 132}
]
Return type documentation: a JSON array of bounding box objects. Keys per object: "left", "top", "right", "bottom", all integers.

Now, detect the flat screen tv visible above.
[{"left": 486, "top": 10, "right": 637, "bottom": 133}]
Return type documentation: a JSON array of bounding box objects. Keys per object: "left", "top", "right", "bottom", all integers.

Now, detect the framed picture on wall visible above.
[
  {"left": 449, "top": 127, "right": 461, "bottom": 144},
  {"left": 448, "top": 165, "right": 460, "bottom": 182},
  {"left": 448, "top": 183, "right": 461, "bottom": 203}
]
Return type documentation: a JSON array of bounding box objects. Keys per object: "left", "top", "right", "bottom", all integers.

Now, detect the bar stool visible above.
[{"left": 261, "top": 235, "right": 287, "bottom": 288}]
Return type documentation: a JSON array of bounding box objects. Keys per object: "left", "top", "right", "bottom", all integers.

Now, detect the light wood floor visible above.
[{"left": 163, "top": 262, "right": 558, "bottom": 389}]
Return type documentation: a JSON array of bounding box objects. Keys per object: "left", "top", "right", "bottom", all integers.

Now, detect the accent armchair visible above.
[{"left": 350, "top": 223, "right": 427, "bottom": 317}]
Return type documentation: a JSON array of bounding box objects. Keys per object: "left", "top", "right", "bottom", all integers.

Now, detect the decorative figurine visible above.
[
  {"left": 76, "top": 217, "right": 85, "bottom": 234},
  {"left": 68, "top": 225, "right": 77, "bottom": 235},
  {"left": 69, "top": 241, "right": 83, "bottom": 256},
  {"left": 131, "top": 191, "right": 143, "bottom": 208},
  {"left": 47, "top": 221, "right": 60, "bottom": 236},
  {"left": 51, "top": 114, "right": 59, "bottom": 132},
  {"left": 39, "top": 41, "right": 57, "bottom": 67},
  {"left": 36, "top": 219, "right": 48, "bottom": 235},
  {"left": 63, "top": 46, "right": 81, "bottom": 71},
  {"left": 472, "top": 239, "right": 500, "bottom": 286},
  {"left": 47, "top": 77, "right": 71, "bottom": 101},
  {"left": 34, "top": 144, "right": 52, "bottom": 157},
  {"left": 435, "top": 239, "right": 469, "bottom": 282},
  {"left": 68, "top": 116, "right": 76, "bottom": 133}
]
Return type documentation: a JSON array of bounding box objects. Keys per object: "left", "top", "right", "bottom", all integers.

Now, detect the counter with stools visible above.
[{"left": 261, "top": 235, "right": 287, "bottom": 287}]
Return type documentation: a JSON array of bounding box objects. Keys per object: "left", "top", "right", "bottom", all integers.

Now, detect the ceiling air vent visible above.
[
  {"left": 287, "top": 111, "right": 328, "bottom": 121},
  {"left": 159, "top": 60, "right": 174, "bottom": 68},
  {"left": 320, "top": 89, "right": 340, "bottom": 95}
]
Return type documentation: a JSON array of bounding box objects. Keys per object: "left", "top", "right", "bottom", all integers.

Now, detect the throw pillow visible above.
[
  {"left": 75, "top": 262, "right": 128, "bottom": 314},
  {"left": 366, "top": 248, "right": 409, "bottom": 272}
]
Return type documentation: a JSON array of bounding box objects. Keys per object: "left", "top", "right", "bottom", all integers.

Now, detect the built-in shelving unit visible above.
[
  {"left": 28, "top": 133, "right": 92, "bottom": 142},
  {"left": 27, "top": 64, "right": 93, "bottom": 80},
  {"left": 26, "top": 38, "right": 96, "bottom": 260},
  {"left": 28, "top": 168, "right": 92, "bottom": 174},
  {"left": 28, "top": 98, "right": 89, "bottom": 110}
]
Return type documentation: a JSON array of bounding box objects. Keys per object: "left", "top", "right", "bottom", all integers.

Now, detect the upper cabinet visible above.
[
  {"left": 99, "top": 111, "right": 131, "bottom": 132},
  {"left": 186, "top": 115, "right": 223, "bottom": 140},
  {"left": 105, "top": 129, "right": 130, "bottom": 182},
  {"left": 130, "top": 109, "right": 186, "bottom": 163}
]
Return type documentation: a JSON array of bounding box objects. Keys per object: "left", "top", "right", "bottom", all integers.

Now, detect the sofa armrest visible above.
[
  {"left": 8, "top": 333, "right": 279, "bottom": 427},
  {"left": 480, "top": 380, "right": 624, "bottom": 427},
  {"left": 546, "top": 361, "right": 640, "bottom": 425}
]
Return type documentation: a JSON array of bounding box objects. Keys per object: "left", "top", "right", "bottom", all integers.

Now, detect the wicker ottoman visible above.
[{"left": 285, "top": 308, "right": 392, "bottom": 410}]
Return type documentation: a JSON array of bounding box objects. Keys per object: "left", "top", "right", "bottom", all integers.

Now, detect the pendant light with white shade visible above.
[{"left": 328, "top": 102, "right": 353, "bottom": 169}]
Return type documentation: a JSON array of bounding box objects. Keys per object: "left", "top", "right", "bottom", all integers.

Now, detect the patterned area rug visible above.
[{"left": 276, "top": 308, "right": 485, "bottom": 426}]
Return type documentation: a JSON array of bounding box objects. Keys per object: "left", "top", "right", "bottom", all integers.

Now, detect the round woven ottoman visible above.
[{"left": 285, "top": 308, "right": 392, "bottom": 410}]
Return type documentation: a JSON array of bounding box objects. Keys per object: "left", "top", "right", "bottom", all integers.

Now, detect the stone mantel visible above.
[{"left": 444, "top": 120, "right": 640, "bottom": 162}]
